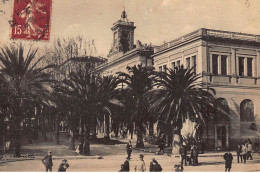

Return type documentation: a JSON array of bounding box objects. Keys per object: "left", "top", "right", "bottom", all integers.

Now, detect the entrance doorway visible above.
[{"left": 215, "top": 124, "right": 229, "bottom": 150}]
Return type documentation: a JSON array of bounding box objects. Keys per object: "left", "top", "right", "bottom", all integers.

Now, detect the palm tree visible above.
[
  {"left": 117, "top": 64, "right": 154, "bottom": 148},
  {"left": 0, "top": 43, "right": 53, "bottom": 156},
  {"left": 96, "top": 75, "right": 122, "bottom": 140},
  {"left": 146, "top": 66, "right": 216, "bottom": 153},
  {"left": 57, "top": 69, "right": 99, "bottom": 155}
]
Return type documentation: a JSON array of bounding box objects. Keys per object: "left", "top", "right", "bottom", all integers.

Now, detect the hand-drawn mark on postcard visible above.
[{"left": 11, "top": 0, "right": 51, "bottom": 41}]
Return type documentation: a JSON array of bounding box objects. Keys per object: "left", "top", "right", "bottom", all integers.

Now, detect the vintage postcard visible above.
[{"left": 0, "top": 0, "right": 260, "bottom": 172}]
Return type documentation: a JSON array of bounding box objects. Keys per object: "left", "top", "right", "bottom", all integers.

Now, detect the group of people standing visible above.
[
  {"left": 179, "top": 143, "right": 199, "bottom": 166},
  {"left": 120, "top": 141, "right": 162, "bottom": 172},
  {"left": 236, "top": 140, "right": 253, "bottom": 164}
]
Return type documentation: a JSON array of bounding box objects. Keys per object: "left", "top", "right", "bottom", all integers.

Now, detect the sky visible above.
[{"left": 0, "top": 0, "right": 260, "bottom": 57}]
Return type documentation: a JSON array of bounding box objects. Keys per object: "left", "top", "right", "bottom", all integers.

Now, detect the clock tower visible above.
[{"left": 110, "top": 9, "right": 136, "bottom": 54}]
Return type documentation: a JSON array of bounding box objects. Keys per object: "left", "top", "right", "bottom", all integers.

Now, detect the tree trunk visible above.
[
  {"left": 149, "top": 121, "right": 154, "bottom": 136},
  {"left": 13, "top": 118, "right": 21, "bottom": 157},
  {"left": 83, "top": 121, "right": 90, "bottom": 156},
  {"left": 69, "top": 130, "right": 75, "bottom": 150},
  {"left": 55, "top": 116, "right": 60, "bottom": 145},
  {"left": 136, "top": 122, "right": 144, "bottom": 148},
  {"left": 104, "top": 114, "right": 110, "bottom": 140},
  {"left": 171, "top": 128, "right": 181, "bottom": 155}
]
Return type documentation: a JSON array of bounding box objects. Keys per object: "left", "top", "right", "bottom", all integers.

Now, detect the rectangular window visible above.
[
  {"left": 192, "top": 56, "right": 196, "bottom": 74},
  {"left": 163, "top": 65, "right": 167, "bottom": 72},
  {"left": 177, "top": 60, "right": 180, "bottom": 68},
  {"left": 171, "top": 62, "right": 176, "bottom": 69},
  {"left": 247, "top": 58, "right": 253, "bottom": 77},
  {"left": 186, "top": 57, "right": 190, "bottom": 69},
  {"left": 212, "top": 54, "right": 218, "bottom": 75},
  {"left": 239, "top": 57, "right": 244, "bottom": 76},
  {"left": 159, "top": 66, "right": 162, "bottom": 72},
  {"left": 221, "top": 55, "right": 227, "bottom": 75}
]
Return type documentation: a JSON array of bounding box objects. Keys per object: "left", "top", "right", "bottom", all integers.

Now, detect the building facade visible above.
[{"left": 153, "top": 28, "right": 260, "bottom": 150}]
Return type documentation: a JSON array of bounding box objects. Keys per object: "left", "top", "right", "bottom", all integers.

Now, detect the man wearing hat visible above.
[
  {"left": 58, "top": 159, "right": 69, "bottom": 172},
  {"left": 135, "top": 154, "right": 146, "bottom": 172},
  {"left": 42, "top": 151, "right": 53, "bottom": 172}
]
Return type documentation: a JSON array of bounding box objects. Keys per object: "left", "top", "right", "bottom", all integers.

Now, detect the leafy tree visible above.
[
  {"left": 0, "top": 43, "right": 53, "bottom": 156},
  {"left": 117, "top": 64, "right": 154, "bottom": 148},
  {"left": 146, "top": 66, "right": 216, "bottom": 153}
]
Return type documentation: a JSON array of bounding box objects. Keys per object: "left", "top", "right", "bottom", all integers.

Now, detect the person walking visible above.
[
  {"left": 149, "top": 158, "right": 162, "bottom": 172},
  {"left": 241, "top": 143, "right": 247, "bottom": 164},
  {"left": 135, "top": 154, "right": 146, "bottom": 172},
  {"left": 223, "top": 149, "right": 233, "bottom": 172},
  {"left": 179, "top": 144, "right": 187, "bottom": 166},
  {"left": 158, "top": 136, "right": 165, "bottom": 154},
  {"left": 42, "top": 151, "right": 53, "bottom": 172},
  {"left": 236, "top": 144, "right": 242, "bottom": 163},
  {"left": 126, "top": 141, "right": 133, "bottom": 159},
  {"left": 58, "top": 159, "right": 69, "bottom": 172},
  {"left": 247, "top": 141, "right": 253, "bottom": 160}
]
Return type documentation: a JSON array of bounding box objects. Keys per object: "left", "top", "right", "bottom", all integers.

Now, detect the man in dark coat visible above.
[
  {"left": 42, "top": 151, "right": 53, "bottom": 172},
  {"left": 126, "top": 141, "right": 132, "bottom": 159},
  {"left": 179, "top": 144, "right": 187, "bottom": 166},
  {"left": 224, "top": 149, "right": 233, "bottom": 172},
  {"left": 157, "top": 137, "right": 165, "bottom": 154},
  {"left": 149, "top": 158, "right": 162, "bottom": 172},
  {"left": 236, "top": 144, "right": 242, "bottom": 163},
  {"left": 58, "top": 159, "right": 69, "bottom": 172}
]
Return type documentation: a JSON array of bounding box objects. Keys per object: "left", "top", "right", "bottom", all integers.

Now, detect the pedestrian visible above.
[
  {"left": 236, "top": 144, "right": 242, "bottom": 163},
  {"left": 126, "top": 141, "right": 132, "bottom": 159},
  {"left": 134, "top": 154, "right": 146, "bottom": 172},
  {"left": 179, "top": 144, "right": 187, "bottom": 166},
  {"left": 42, "top": 151, "right": 53, "bottom": 172},
  {"left": 241, "top": 143, "right": 247, "bottom": 164},
  {"left": 158, "top": 136, "right": 165, "bottom": 154},
  {"left": 58, "top": 159, "right": 69, "bottom": 172},
  {"left": 149, "top": 158, "right": 162, "bottom": 172},
  {"left": 223, "top": 149, "right": 233, "bottom": 172},
  {"left": 247, "top": 141, "right": 253, "bottom": 160},
  {"left": 123, "top": 158, "right": 130, "bottom": 172}
]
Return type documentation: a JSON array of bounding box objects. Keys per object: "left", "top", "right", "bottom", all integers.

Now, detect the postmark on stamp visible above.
[{"left": 11, "top": 0, "right": 51, "bottom": 41}]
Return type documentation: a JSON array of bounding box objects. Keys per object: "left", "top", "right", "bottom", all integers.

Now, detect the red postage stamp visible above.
[{"left": 11, "top": 0, "right": 52, "bottom": 41}]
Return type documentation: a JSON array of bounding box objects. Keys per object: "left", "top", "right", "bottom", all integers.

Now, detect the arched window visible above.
[
  {"left": 240, "top": 99, "right": 254, "bottom": 122},
  {"left": 214, "top": 98, "right": 229, "bottom": 122}
]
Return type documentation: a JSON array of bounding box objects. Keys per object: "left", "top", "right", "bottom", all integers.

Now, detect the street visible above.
[{"left": 1, "top": 144, "right": 260, "bottom": 172}]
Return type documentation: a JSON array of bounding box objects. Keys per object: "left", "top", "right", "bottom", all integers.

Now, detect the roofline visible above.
[{"left": 153, "top": 28, "right": 260, "bottom": 56}]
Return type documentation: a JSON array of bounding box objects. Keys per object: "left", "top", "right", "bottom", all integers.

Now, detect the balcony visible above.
[{"left": 202, "top": 73, "right": 260, "bottom": 87}]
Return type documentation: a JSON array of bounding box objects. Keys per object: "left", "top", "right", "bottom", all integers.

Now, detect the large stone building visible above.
[
  {"left": 97, "top": 10, "right": 260, "bottom": 150},
  {"left": 153, "top": 28, "right": 260, "bottom": 150}
]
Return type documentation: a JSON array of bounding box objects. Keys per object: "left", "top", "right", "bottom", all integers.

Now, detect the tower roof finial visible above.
[{"left": 121, "top": 7, "right": 127, "bottom": 19}]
